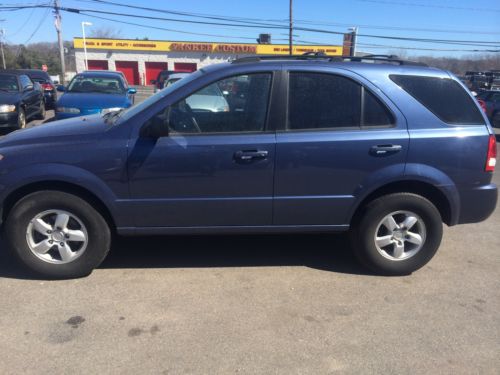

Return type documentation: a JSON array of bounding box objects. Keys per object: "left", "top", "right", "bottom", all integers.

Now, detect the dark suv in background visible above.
[
  {"left": 0, "top": 55, "right": 496, "bottom": 279},
  {"left": 17, "top": 69, "right": 58, "bottom": 109}
]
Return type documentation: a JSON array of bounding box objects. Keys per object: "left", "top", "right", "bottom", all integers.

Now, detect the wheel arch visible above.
[
  {"left": 350, "top": 180, "right": 454, "bottom": 226},
  {"left": 2, "top": 180, "right": 117, "bottom": 232}
]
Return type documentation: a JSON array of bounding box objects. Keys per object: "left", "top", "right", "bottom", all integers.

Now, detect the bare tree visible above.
[{"left": 88, "top": 27, "right": 122, "bottom": 39}]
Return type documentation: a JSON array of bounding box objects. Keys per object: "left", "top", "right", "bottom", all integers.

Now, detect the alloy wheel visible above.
[
  {"left": 26, "top": 210, "right": 88, "bottom": 264},
  {"left": 374, "top": 210, "right": 426, "bottom": 261}
]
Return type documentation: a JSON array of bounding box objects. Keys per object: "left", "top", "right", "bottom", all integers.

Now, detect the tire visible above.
[
  {"left": 350, "top": 193, "right": 443, "bottom": 276},
  {"left": 492, "top": 112, "right": 500, "bottom": 128},
  {"left": 5, "top": 191, "right": 111, "bottom": 279},
  {"left": 17, "top": 107, "right": 26, "bottom": 129},
  {"left": 35, "top": 99, "right": 46, "bottom": 120}
]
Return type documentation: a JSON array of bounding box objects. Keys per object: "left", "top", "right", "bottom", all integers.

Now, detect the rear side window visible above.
[
  {"left": 390, "top": 75, "right": 485, "bottom": 125},
  {"left": 288, "top": 72, "right": 394, "bottom": 130}
]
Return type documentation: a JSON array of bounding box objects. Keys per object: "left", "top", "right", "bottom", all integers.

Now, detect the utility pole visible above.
[
  {"left": 289, "top": 0, "right": 293, "bottom": 55},
  {"left": 351, "top": 27, "right": 358, "bottom": 57},
  {"left": 54, "top": 0, "right": 66, "bottom": 84},
  {"left": 0, "top": 28, "right": 6, "bottom": 69}
]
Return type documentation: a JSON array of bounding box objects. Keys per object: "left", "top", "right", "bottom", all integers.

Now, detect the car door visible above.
[
  {"left": 19, "top": 75, "right": 38, "bottom": 117},
  {"left": 274, "top": 67, "right": 409, "bottom": 227},
  {"left": 128, "top": 71, "right": 278, "bottom": 228}
]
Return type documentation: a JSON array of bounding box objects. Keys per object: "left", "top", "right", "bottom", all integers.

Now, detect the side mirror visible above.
[
  {"left": 57, "top": 85, "right": 66, "bottom": 92},
  {"left": 141, "top": 115, "right": 169, "bottom": 138},
  {"left": 128, "top": 88, "right": 137, "bottom": 95}
]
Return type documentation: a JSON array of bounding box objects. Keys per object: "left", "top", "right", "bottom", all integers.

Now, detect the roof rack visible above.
[{"left": 232, "top": 53, "right": 427, "bottom": 67}]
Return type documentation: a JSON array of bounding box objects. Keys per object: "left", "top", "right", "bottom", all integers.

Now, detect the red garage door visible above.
[
  {"left": 87, "top": 60, "right": 108, "bottom": 70},
  {"left": 174, "top": 62, "right": 197, "bottom": 72},
  {"left": 115, "top": 61, "right": 140, "bottom": 85},
  {"left": 145, "top": 62, "right": 168, "bottom": 86}
]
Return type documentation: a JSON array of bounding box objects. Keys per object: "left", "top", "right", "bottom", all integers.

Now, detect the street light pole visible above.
[
  {"left": 289, "top": 0, "right": 293, "bottom": 55},
  {"left": 81, "top": 22, "right": 92, "bottom": 71}
]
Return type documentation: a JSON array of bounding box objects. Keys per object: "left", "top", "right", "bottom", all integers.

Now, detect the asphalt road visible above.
[{"left": 0, "top": 122, "right": 499, "bottom": 373}]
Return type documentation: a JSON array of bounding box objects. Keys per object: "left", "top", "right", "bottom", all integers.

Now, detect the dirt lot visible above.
[{"left": 0, "top": 155, "right": 499, "bottom": 374}]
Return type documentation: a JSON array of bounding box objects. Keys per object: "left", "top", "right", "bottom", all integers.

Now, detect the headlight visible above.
[
  {"left": 0, "top": 104, "right": 16, "bottom": 113},
  {"left": 57, "top": 107, "right": 80, "bottom": 114},
  {"left": 101, "top": 107, "right": 122, "bottom": 114}
]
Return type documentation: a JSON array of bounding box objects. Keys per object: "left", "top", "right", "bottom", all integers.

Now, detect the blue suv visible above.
[{"left": 0, "top": 56, "right": 497, "bottom": 279}]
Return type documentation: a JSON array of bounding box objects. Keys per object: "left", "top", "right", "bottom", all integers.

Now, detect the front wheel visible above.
[
  {"left": 350, "top": 193, "right": 443, "bottom": 275},
  {"left": 5, "top": 191, "right": 111, "bottom": 279},
  {"left": 17, "top": 107, "right": 26, "bottom": 129},
  {"left": 35, "top": 99, "right": 46, "bottom": 120}
]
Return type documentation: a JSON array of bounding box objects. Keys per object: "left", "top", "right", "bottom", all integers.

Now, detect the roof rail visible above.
[{"left": 232, "top": 53, "right": 427, "bottom": 67}]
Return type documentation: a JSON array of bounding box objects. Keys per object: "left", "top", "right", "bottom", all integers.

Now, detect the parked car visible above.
[
  {"left": 0, "top": 70, "right": 45, "bottom": 130},
  {"left": 477, "top": 90, "right": 500, "bottom": 127},
  {"left": 17, "top": 69, "right": 58, "bottom": 109},
  {"left": 151, "top": 70, "right": 176, "bottom": 92},
  {"left": 0, "top": 56, "right": 496, "bottom": 279},
  {"left": 55, "top": 71, "right": 136, "bottom": 120},
  {"left": 164, "top": 73, "right": 229, "bottom": 113}
]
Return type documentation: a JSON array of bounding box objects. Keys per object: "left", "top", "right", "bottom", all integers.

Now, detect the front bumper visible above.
[
  {"left": 0, "top": 112, "right": 18, "bottom": 127},
  {"left": 458, "top": 183, "right": 498, "bottom": 224}
]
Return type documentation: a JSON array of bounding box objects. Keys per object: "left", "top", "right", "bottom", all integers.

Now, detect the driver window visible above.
[{"left": 148, "top": 73, "right": 272, "bottom": 134}]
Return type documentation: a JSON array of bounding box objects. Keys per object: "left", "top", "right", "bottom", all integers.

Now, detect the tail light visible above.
[
  {"left": 41, "top": 83, "right": 54, "bottom": 91},
  {"left": 485, "top": 135, "right": 497, "bottom": 172},
  {"left": 477, "top": 98, "right": 487, "bottom": 113}
]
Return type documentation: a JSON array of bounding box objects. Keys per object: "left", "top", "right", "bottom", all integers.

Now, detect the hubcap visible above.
[
  {"left": 374, "top": 210, "right": 426, "bottom": 261},
  {"left": 26, "top": 210, "right": 88, "bottom": 264}
]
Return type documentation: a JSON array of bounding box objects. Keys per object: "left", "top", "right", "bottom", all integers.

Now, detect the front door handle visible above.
[
  {"left": 370, "top": 144, "right": 402, "bottom": 156},
  {"left": 234, "top": 150, "right": 269, "bottom": 162}
]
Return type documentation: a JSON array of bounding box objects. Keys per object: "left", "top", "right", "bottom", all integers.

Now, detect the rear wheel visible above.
[
  {"left": 492, "top": 112, "right": 500, "bottom": 128},
  {"left": 5, "top": 191, "right": 111, "bottom": 279},
  {"left": 350, "top": 193, "right": 443, "bottom": 275}
]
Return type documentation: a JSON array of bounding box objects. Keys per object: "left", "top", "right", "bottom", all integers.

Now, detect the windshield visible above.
[
  {"left": 165, "top": 78, "right": 182, "bottom": 87},
  {"left": 0, "top": 75, "right": 19, "bottom": 92},
  {"left": 115, "top": 69, "right": 204, "bottom": 123},
  {"left": 67, "top": 75, "right": 126, "bottom": 94}
]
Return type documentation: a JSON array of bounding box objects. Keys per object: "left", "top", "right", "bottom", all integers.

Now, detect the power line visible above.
[
  {"left": 352, "top": 0, "right": 500, "bottom": 13},
  {"left": 81, "top": 13, "right": 289, "bottom": 42},
  {"left": 1, "top": 3, "right": 499, "bottom": 50}
]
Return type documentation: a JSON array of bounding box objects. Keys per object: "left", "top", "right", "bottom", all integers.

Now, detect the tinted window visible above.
[
  {"left": 288, "top": 73, "right": 361, "bottom": 130},
  {"left": 390, "top": 75, "right": 485, "bottom": 125},
  {"left": 147, "top": 73, "right": 272, "bottom": 134},
  {"left": 288, "top": 73, "right": 393, "bottom": 130},
  {"left": 363, "top": 89, "right": 394, "bottom": 127}
]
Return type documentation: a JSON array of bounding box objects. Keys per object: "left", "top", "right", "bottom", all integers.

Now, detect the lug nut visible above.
[
  {"left": 47, "top": 230, "right": 52, "bottom": 234},
  {"left": 60, "top": 242, "right": 65, "bottom": 246},
  {"left": 48, "top": 240, "right": 53, "bottom": 244}
]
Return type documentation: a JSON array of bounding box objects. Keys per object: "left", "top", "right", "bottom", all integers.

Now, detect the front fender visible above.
[{"left": 0, "top": 163, "right": 126, "bottom": 225}]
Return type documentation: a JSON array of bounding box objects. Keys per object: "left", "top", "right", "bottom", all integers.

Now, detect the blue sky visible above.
[{"left": 1, "top": 0, "right": 499, "bottom": 57}]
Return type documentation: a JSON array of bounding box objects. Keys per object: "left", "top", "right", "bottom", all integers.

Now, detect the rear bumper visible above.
[
  {"left": 0, "top": 112, "right": 18, "bottom": 127},
  {"left": 457, "top": 183, "right": 498, "bottom": 224}
]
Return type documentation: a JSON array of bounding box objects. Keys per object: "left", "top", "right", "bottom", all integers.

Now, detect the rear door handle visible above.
[
  {"left": 234, "top": 150, "right": 269, "bottom": 162},
  {"left": 370, "top": 144, "right": 402, "bottom": 156}
]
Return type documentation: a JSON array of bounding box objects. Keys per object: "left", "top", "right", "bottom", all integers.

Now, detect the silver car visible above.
[{"left": 165, "top": 73, "right": 229, "bottom": 112}]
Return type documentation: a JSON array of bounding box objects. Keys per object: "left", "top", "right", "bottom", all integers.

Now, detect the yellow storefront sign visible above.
[{"left": 74, "top": 38, "right": 343, "bottom": 56}]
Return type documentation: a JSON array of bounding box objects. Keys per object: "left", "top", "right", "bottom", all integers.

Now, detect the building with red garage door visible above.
[{"left": 74, "top": 37, "right": 342, "bottom": 86}]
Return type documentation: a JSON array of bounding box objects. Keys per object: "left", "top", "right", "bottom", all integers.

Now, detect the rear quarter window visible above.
[{"left": 390, "top": 74, "right": 485, "bottom": 125}]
